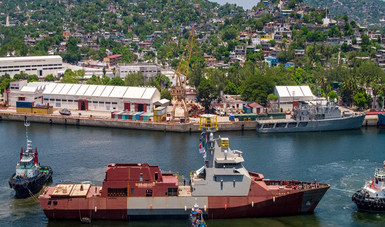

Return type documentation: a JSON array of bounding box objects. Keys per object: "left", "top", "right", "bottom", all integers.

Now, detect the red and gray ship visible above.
[{"left": 39, "top": 115, "right": 330, "bottom": 220}]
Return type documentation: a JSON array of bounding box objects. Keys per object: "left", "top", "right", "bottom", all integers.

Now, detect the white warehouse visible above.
[
  {"left": 0, "top": 55, "right": 63, "bottom": 78},
  {"left": 274, "top": 86, "right": 316, "bottom": 111},
  {"left": 8, "top": 81, "right": 161, "bottom": 112}
]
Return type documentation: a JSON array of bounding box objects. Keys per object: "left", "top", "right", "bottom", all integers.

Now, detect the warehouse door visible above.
[
  {"left": 78, "top": 99, "right": 88, "bottom": 111},
  {"left": 124, "top": 102, "right": 130, "bottom": 111},
  {"left": 136, "top": 103, "right": 145, "bottom": 112}
]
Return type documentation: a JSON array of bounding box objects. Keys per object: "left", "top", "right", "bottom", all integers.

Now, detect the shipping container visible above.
[
  {"left": 121, "top": 112, "right": 129, "bottom": 120},
  {"left": 153, "top": 113, "right": 166, "bottom": 122},
  {"left": 114, "top": 111, "right": 123, "bottom": 119},
  {"left": 139, "top": 112, "right": 147, "bottom": 121},
  {"left": 231, "top": 114, "right": 257, "bottom": 121},
  {"left": 142, "top": 112, "right": 153, "bottom": 121},
  {"left": 16, "top": 101, "right": 34, "bottom": 108},
  {"left": 16, "top": 107, "right": 32, "bottom": 113},
  {"left": 135, "top": 112, "right": 144, "bottom": 121},
  {"left": 111, "top": 110, "right": 119, "bottom": 119},
  {"left": 154, "top": 106, "right": 166, "bottom": 116},
  {"left": 32, "top": 107, "right": 53, "bottom": 114},
  {"left": 243, "top": 106, "right": 251, "bottom": 113}
]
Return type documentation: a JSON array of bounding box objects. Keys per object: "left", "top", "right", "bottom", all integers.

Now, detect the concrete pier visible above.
[
  {"left": 0, "top": 113, "right": 257, "bottom": 133},
  {"left": 0, "top": 112, "right": 377, "bottom": 133}
]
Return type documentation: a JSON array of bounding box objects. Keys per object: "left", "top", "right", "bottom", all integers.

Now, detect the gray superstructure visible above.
[{"left": 257, "top": 101, "right": 365, "bottom": 133}]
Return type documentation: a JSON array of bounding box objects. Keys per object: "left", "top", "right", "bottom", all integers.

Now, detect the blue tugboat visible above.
[
  {"left": 8, "top": 122, "right": 53, "bottom": 199},
  {"left": 189, "top": 203, "right": 207, "bottom": 227}
]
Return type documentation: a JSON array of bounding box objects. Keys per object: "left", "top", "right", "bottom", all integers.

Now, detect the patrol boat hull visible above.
[
  {"left": 39, "top": 115, "right": 329, "bottom": 221},
  {"left": 257, "top": 114, "right": 365, "bottom": 133},
  {"left": 39, "top": 168, "right": 329, "bottom": 220}
]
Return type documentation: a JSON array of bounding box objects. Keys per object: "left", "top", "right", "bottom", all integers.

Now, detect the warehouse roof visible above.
[
  {"left": 275, "top": 86, "right": 314, "bottom": 98},
  {"left": 40, "top": 83, "right": 158, "bottom": 100},
  {"left": 0, "top": 55, "right": 62, "bottom": 63}
]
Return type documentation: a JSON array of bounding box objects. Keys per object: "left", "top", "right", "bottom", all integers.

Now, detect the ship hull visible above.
[
  {"left": 378, "top": 113, "right": 385, "bottom": 129},
  {"left": 9, "top": 168, "right": 53, "bottom": 199},
  {"left": 257, "top": 114, "right": 365, "bottom": 133},
  {"left": 40, "top": 184, "right": 329, "bottom": 220},
  {"left": 352, "top": 192, "right": 385, "bottom": 212}
]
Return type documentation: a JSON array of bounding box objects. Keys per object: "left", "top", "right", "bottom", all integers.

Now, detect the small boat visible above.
[
  {"left": 59, "top": 108, "right": 71, "bottom": 116},
  {"left": 352, "top": 161, "right": 385, "bottom": 211},
  {"left": 189, "top": 203, "right": 207, "bottom": 227},
  {"left": 9, "top": 122, "right": 53, "bottom": 198}
]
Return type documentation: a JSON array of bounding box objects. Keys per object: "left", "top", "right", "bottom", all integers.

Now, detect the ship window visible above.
[
  {"left": 233, "top": 180, "right": 236, "bottom": 187},
  {"left": 140, "top": 173, "right": 143, "bottom": 182},
  {"left": 107, "top": 188, "right": 127, "bottom": 197},
  {"left": 47, "top": 201, "right": 51, "bottom": 205},
  {"left": 155, "top": 172, "right": 158, "bottom": 181},
  {"left": 131, "top": 188, "right": 134, "bottom": 195},
  {"left": 168, "top": 188, "right": 177, "bottom": 196},
  {"left": 146, "top": 189, "right": 152, "bottom": 197},
  {"left": 53, "top": 201, "right": 58, "bottom": 205}
]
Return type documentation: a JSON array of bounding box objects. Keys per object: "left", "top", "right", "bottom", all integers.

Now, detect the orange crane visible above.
[{"left": 170, "top": 26, "right": 196, "bottom": 123}]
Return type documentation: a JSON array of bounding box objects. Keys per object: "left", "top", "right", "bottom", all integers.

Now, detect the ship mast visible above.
[{"left": 24, "top": 121, "right": 32, "bottom": 152}]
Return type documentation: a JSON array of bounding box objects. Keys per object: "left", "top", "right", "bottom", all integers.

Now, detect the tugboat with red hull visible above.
[
  {"left": 352, "top": 161, "right": 385, "bottom": 211},
  {"left": 9, "top": 122, "right": 53, "bottom": 198},
  {"left": 39, "top": 115, "right": 329, "bottom": 220}
]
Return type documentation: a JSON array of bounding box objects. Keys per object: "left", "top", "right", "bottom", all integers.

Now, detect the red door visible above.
[
  {"left": 124, "top": 102, "right": 131, "bottom": 111},
  {"left": 78, "top": 99, "right": 88, "bottom": 111}
]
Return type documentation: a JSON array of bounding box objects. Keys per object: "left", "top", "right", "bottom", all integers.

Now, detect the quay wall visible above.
[
  {"left": 0, "top": 113, "right": 257, "bottom": 132},
  {"left": 0, "top": 113, "right": 377, "bottom": 133}
]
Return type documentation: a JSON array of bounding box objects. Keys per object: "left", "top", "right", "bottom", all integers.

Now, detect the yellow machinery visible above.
[
  {"left": 199, "top": 114, "right": 218, "bottom": 132},
  {"left": 170, "top": 26, "right": 197, "bottom": 123}
]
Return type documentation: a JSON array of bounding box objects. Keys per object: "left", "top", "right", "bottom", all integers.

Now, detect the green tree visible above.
[
  {"left": 327, "top": 90, "right": 339, "bottom": 102},
  {"left": 124, "top": 72, "right": 145, "bottom": 86},
  {"left": 353, "top": 92, "right": 367, "bottom": 110},
  {"left": 87, "top": 75, "right": 103, "bottom": 85},
  {"left": 160, "top": 89, "right": 172, "bottom": 100},
  {"left": 27, "top": 74, "right": 39, "bottom": 82},
  {"left": 44, "top": 74, "right": 55, "bottom": 81},
  {"left": 197, "top": 77, "right": 217, "bottom": 112},
  {"left": 267, "top": 93, "right": 278, "bottom": 101},
  {"left": 108, "top": 77, "right": 125, "bottom": 86},
  {"left": 61, "top": 69, "right": 78, "bottom": 83},
  {"left": 155, "top": 74, "right": 171, "bottom": 90}
]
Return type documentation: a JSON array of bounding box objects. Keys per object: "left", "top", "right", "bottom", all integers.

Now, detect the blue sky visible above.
[{"left": 210, "top": 0, "right": 261, "bottom": 10}]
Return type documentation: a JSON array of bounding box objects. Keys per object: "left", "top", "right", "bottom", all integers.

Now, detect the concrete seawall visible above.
[
  {"left": 0, "top": 113, "right": 377, "bottom": 133},
  {"left": 0, "top": 113, "right": 257, "bottom": 133}
]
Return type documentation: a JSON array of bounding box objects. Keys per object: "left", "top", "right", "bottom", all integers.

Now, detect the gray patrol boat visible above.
[{"left": 257, "top": 101, "right": 365, "bottom": 133}]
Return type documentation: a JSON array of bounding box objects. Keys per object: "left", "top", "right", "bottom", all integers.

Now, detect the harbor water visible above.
[{"left": 1, "top": 121, "right": 385, "bottom": 226}]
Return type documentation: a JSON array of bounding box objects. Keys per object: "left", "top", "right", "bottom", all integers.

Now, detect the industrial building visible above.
[
  {"left": 8, "top": 81, "right": 160, "bottom": 112},
  {"left": 118, "top": 63, "right": 161, "bottom": 80},
  {"left": 0, "top": 55, "right": 63, "bottom": 78},
  {"left": 274, "top": 86, "right": 316, "bottom": 110}
]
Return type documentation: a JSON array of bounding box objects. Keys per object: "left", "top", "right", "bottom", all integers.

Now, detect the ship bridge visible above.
[{"left": 191, "top": 115, "right": 252, "bottom": 197}]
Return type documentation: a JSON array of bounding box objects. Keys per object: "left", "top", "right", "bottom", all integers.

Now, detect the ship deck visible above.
[{"left": 41, "top": 183, "right": 101, "bottom": 199}]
